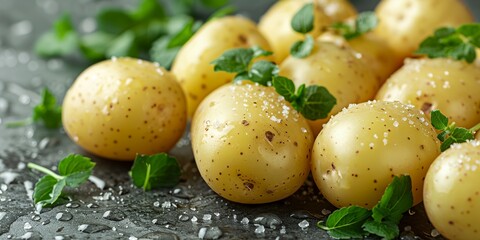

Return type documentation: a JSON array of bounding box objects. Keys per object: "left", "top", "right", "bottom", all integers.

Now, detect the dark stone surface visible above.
[{"left": 2, "top": 0, "right": 477, "bottom": 239}]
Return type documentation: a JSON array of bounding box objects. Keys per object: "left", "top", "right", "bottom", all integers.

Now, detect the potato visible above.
[
  {"left": 279, "top": 41, "right": 380, "bottom": 135},
  {"left": 258, "top": 0, "right": 331, "bottom": 63},
  {"left": 374, "top": 0, "right": 474, "bottom": 59},
  {"left": 318, "top": 31, "right": 402, "bottom": 84},
  {"left": 172, "top": 16, "right": 273, "bottom": 118},
  {"left": 376, "top": 58, "right": 480, "bottom": 129},
  {"left": 312, "top": 101, "right": 440, "bottom": 208},
  {"left": 62, "top": 57, "right": 186, "bottom": 160},
  {"left": 476, "top": 131, "right": 480, "bottom": 140},
  {"left": 423, "top": 140, "right": 480, "bottom": 240},
  {"left": 191, "top": 81, "right": 313, "bottom": 204},
  {"left": 315, "top": 0, "right": 357, "bottom": 22}
]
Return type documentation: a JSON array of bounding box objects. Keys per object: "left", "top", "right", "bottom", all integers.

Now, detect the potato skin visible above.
[
  {"left": 191, "top": 81, "right": 313, "bottom": 204},
  {"left": 258, "top": 0, "right": 331, "bottom": 63},
  {"left": 62, "top": 58, "right": 186, "bottom": 160},
  {"left": 312, "top": 101, "right": 440, "bottom": 208},
  {"left": 376, "top": 58, "right": 480, "bottom": 129},
  {"left": 374, "top": 0, "right": 474, "bottom": 59},
  {"left": 315, "top": 0, "right": 357, "bottom": 22},
  {"left": 172, "top": 16, "right": 273, "bottom": 119},
  {"left": 280, "top": 41, "right": 380, "bottom": 135},
  {"left": 424, "top": 141, "right": 480, "bottom": 240}
]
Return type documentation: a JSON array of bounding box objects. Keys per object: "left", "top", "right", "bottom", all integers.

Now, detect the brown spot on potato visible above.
[
  {"left": 421, "top": 102, "right": 433, "bottom": 113},
  {"left": 244, "top": 182, "right": 254, "bottom": 190},
  {"left": 265, "top": 131, "right": 275, "bottom": 142},
  {"left": 242, "top": 120, "right": 249, "bottom": 126}
]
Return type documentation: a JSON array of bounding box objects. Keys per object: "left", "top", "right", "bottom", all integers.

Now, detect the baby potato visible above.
[
  {"left": 318, "top": 31, "right": 402, "bottom": 84},
  {"left": 315, "top": 0, "right": 357, "bottom": 22},
  {"left": 62, "top": 57, "right": 186, "bottom": 160},
  {"left": 424, "top": 141, "right": 480, "bottom": 240},
  {"left": 312, "top": 101, "right": 440, "bottom": 208},
  {"left": 280, "top": 41, "right": 380, "bottom": 135},
  {"left": 374, "top": 0, "right": 474, "bottom": 59},
  {"left": 476, "top": 131, "right": 480, "bottom": 140},
  {"left": 258, "top": 0, "right": 331, "bottom": 62},
  {"left": 191, "top": 81, "right": 313, "bottom": 204},
  {"left": 376, "top": 58, "right": 480, "bottom": 129},
  {"left": 172, "top": 16, "right": 273, "bottom": 118}
]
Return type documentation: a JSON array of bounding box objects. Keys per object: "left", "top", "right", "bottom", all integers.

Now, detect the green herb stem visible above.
[
  {"left": 28, "top": 162, "right": 63, "bottom": 180},
  {"left": 142, "top": 163, "right": 151, "bottom": 191},
  {"left": 470, "top": 122, "right": 480, "bottom": 133},
  {"left": 5, "top": 118, "right": 34, "bottom": 128}
]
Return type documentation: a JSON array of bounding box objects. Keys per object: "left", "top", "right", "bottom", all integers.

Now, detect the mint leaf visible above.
[
  {"left": 273, "top": 76, "right": 296, "bottom": 102},
  {"left": 150, "top": 37, "right": 181, "bottom": 68},
  {"left": 208, "top": 5, "right": 236, "bottom": 21},
  {"left": 58, "top": 154, "right": 95, "bottom": 187},
  {"left": 29, "top": 154, "right": 95, "bottom": 207},
  {"left": 317, "top": 206, "right": 371, "bottom": 239},
  {"left": 32, "top": 89, "right": 62, "bottom": 129},
  {"left": 430, "top": 110, "right": 449, "bottom": 130},
  {"left": 251, "top": 45, "right": 273, "bottom": 59},
  {"left": 106, "top": 31, "right": 139, "bottom": 57},
  {"left": 331, "top": 11, "right": 378, "bottom": 40},
  {"left": 34, "top": 14, "right": 78, "bottom": 57},
  {"left": 416, "top": 24, "right": 480, "bottom": 63},
  {"left": 440, "top": 137, "right": 456, "bottom": 152},
  {"left": 131, "top": 0, "right": 166, "bottom": 21},
  {"left": 201, "top": 0, "right": 229, "bottom": 8},
  {"left": 290, "top": 34, "right": 314, "bottom": 58},
  {"left": 80, "top": 32, "right": 114, "bottom": 61},
  {"left": 131, "top": 153, "right": 181, "bottom": 191},
  {"left": 363, "top": 220, "right": 399, "bottom": 240},
  {"left": 291, "top": 3, "right": 314, "bottom": 34},
  {"left": 96, "top": 9, "right": 135, "bottom": 35},
  {"left": 297, "top": 85, "right": 336, "bottom": 120},
  {"left": 249, "top": 61, "right": 279, "bottom": 86},
  {"left": 372, "top": 175, "right": 413, "bottom": 224},
  {"left": 211, "top": 48, "right": 254, "bottom": 73}
]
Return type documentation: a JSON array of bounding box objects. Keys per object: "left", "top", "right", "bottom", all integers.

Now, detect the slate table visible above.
[{"left": 0, "top": 0, "right": 478, "bottom": 239}]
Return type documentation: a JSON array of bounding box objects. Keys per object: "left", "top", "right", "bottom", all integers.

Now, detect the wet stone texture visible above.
[{"left": 0, "top": 0, "right": 462, "bottom": 239}]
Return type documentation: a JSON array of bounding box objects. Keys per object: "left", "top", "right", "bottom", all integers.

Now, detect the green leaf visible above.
[
  {"left": 273, "top": 76, "right": 296, "bottom": 102},
  {"left": 32, "top": 89, "right": 62, "bottom": 129},
  {"left": 168, "top": 19, "right": 198, "bottom": 48},
  {"left": 208, "top": 5, "right": 236, "bottom": 21},
  {"left": 34, "top": 15, "right": 78, "bottom": 58},
  {"left": 211, "top": 48, "right": 254, "bottom": 73},
  {"left": 440, "top": 137, "right": 456, "bottom": 152},
  {"left": 416, "top": 24, "right": 480, "bottom": 63},
  {"left": 58, "top": 154, "right": 96, "bottom": 187},
  {"left": 106, "top": 31, "right": 138, "bottom": 57},
  {"left": 131, "top": 153, "right": 181, "bottom": 191},
  {"left": 79, "top": 32, "right": 114, "bottom": 61},
  {"left": 131, "top": 0, "right": 166, "bottom": 21},
  {"left": 251, "top": 45, "right": 273, "bottom": 59},
  {"left": 362, "top": 220, "right": 399, "bottom": 240},
  {"left": 297, "top": 85, "right": 336, "bottom": 120},
  {"left": 372, "top": 175, "right": 413, "bottom": 224},
  {"left": 96, "top": 9, "right": 135, "bottom": 35},
  {"left": 430, "top": 110, "right": 449, "bottom": 130},
  {"left": 232, "top": 71, "right": 250, "bottom": 82},
  {"left": 290, "top": 35, "right": 314, "bottom": 58},
  {"left": 354, "top": 12, "right": 378, "bottom": 37},
  {"left": 291, "top": 3, "right": 314, "bottom": 34},
  {"left": 249, "top": 61, "right": 279, "bottom": 86},
  {"left": 318, "top": 206, "right": 371, "bottom": 239},
  {"left": 201, "top": 0, "right": 229, "bottom": 8},
  {"left": 150, "top": 37, "right": 181, "bottom": 69},
  {"left": 33, "top": 176, "right": 66, "bottom": 206}
]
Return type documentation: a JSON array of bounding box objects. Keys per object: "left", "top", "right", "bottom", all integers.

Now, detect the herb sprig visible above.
[
  {"left": 317, "top": 175, "right": 413, "bottom": 240},
  {"left": 28, "top": 154, "right": 96, "bottom": 207},
  {"left": 290, "top": 3, "right": 315, "bottom": 58},
  {"left": 431, "top": 110, "right": 479, "bottom": 151},
  {"left": 211, "top": 46, "right": 336, "bottom": 120},
  {"left": 416, "top": 23, "right": 480, "bottom": 63},
  {"left": 330, "top": 12, "right": 378, "bottom": 40},
  {"left": 6, "top": 88, "right": 62, "bottom": 129},
  {"left": 130, "top": 153, "right": 181, "bottom": 191}
]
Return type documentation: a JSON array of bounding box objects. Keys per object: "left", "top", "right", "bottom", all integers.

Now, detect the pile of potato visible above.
[{"left": 61, "top": 0, "right": 480, "bottom": 239}]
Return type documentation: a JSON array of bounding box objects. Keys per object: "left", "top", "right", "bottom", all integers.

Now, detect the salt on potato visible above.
[{"left": 62, "top": 57, "right": 187, "bottom": 161}]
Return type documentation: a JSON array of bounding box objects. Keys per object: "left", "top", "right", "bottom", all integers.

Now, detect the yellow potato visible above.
[
  {"left": 312, "top": 101, "right": 441, "bottom": 208},
  {"left": 63, "top": 57, "right": 186, "bottom": 160},
  {"left": 191, "top": 81, "right": 313, "bottom": 204},
  {"left": 315, "top": 0, "right": 357, "bottom": 22},
  {"left": 258, "top": 0, "right": 331, "bottom": 63},
  {"left": 318, "top": 31, "right": 402, "bottom": 84},
  {"left": 424, "top": 140, "right": 480, "bottom": 240},
  {"left": 279, "top": 41, "right": 380, "bottom": 135},
  {"left": 376, "top": 58, "right": 480, "bottom": 129},
  {"left": 374, "top": 0, "right": 474, "bottom": 59},
  {"left": 476, "top": 131, "right": 480, "bottom": 140},
  {"left": 172, "top": 16, "right": 273, "bottom": 118}
]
